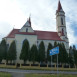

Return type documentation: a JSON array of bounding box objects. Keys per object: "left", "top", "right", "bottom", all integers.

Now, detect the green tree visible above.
[
  {"left": 54, "top": 41, "right": 57, "bottom": 47},
  {"left": 58, "top": 43, "right": 68, "bottom": 64},
  {"left": 0, "top": 43, "right": 3, "bottom": 63},
  {"left": 74, "top": 50, "right": 77, "bottom": 67},
  {"left": 7, "top": 41, "right": 17, "bottom": 63},
  {"left": 68, "top": 46, "right": 74, "bottom": 66},
  {"left": 30, "top": 44, "right": 38, "bottom": 64},
  {"left": 0, "top": 39, "right": 7, "bottom": 62},
  {"left": 47, "top": 43, "right": 53, "bottom": 62},
  {"left": 62, "top": 43, "right": 68, "bottom": 64},
  {"left": 73, "top": 45, "right": 77, "bottom": 67},
  {"left": 52, "top": 41, "right": 58, "bottom": 62},
  {"left": 20, "top": 39, "right": 30, "bottom": 64},
  {"left": 58, "top": 43, "right": 62, "bottom": 63},
  {"left": 38, "top": 41, "right": 45, "bottom": 63}
]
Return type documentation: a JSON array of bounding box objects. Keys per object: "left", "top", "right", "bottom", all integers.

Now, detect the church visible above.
[{"left": 4, "top": 1, "right": 69, "bottom": 63}]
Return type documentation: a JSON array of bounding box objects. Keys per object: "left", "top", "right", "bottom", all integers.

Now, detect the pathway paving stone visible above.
[{"left": 11, "top": 72, "right": 25, "bottom": 77}]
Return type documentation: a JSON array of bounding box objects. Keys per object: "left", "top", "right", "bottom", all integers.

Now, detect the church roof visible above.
[
  {"left": 6, "top": 29, "right": 19, "bottom": 38},
  {"left": 34, "top": 30, "right": 63, "bottom": 41},
  {"left": 6, "top": 29, "right": 63, "bottom": 41}
]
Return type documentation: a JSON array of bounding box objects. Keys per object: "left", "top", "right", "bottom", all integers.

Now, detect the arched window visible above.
[
  {"left": 61, "top": 18, "right": 63, "bottom": 25},
  {"left": 26, "top": 28, "right": 28, "bottom": 32},
  {"left": 22, "top": 39, "right": 29, "bottom": 47},
  {"left": 62, "top": 28, "right": 64, "bottom": 35},
  {"left": 22, "top": 39, "right": 28, "bottom": 44}
]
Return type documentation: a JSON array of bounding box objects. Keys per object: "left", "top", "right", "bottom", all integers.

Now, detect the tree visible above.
[
  {"left": 0, "top": 43, "right": 3, "bottom": 63},
  {"left": 73, "top": 45, "right": 77, "bottom": 67},
  {"left": 52, "top": 41, "right": 58, "bottom": 62},
  {"left": 58, "top": 43, "right": 63, "bottom": 63},
  {"left": 68, "top": 46, "right": 74, "bottom": 66},
  {"left": 54, "top": 41, "right": 57, "bottom": 47},
  {"left": 38, "top": 41, "right": 45, "bottom": 63},
  {"left": 74, "top": 50, "right": 77, "bottom": 67},
  {"left": 20, "top": 39, "right": 30, "bottom": 64},
  {"left": 7, "top": 41, "right": 17, "bottom": 63},
  {"left": 47, "top": 43, "right": 53, "bottom": 62},
  {"left": 30, "top": 44, "right": 38, "bottom": 64},
  {"left": 0, "top": 39, "right": 7, "bottom": 62},
  {"left": 62, "top": 43, "right": 68, "bottom": 64},
  {"left": 58, "top": 43, "right": 68, "bottom": 64}
]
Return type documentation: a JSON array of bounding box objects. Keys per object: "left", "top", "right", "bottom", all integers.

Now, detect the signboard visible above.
[{"left": 49, "top": 47, "right": 59, "bottom": 56}]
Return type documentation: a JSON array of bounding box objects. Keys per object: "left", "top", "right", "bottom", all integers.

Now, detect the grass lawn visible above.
[
  {"left": 0, "top": 72, "right": 11, "bottom": 77},
  {"left": 26, "top": 74, "right": 77, "bottom": 77}
]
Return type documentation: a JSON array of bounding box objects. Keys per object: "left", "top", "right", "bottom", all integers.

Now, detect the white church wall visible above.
[
  {"left": 20, "top": 26, "right": 34, "bottom": 32},
  {"left": 5, "top": 38, "right": 15, "bottom": 46},
  {"left": 15, "top": 34, "right": 37, "bottom": 63}
]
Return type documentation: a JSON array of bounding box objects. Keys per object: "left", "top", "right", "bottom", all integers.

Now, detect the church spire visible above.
[
  {"left": 28, "top": 16, "right": 31, "bottom": 26},
  {"left": 57, "top": 0, "right": 63, "bottom": 12}
]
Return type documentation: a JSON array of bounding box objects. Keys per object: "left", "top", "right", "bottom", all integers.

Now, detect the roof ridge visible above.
[
  {"left": 13, "top": 29, "right": 20, "bottom": 30},
  {"left": 34, "top": 30, "right": 57, "bottom": 33}
]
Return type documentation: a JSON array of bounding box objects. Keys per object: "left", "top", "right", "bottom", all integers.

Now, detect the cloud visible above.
[
  {"left": 0, "top": 0, "right": 77, "bottom": 47},
  {"left": 16, "top": 0, "right": 57, "bottom": 31},
  {"left": 0, "top": 22, "right": 13, "bottom": 36},
  {"left": 61, "top": 0, "right": 77, "bottom": 46}
]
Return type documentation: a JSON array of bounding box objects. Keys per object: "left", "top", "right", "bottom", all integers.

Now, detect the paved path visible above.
[
  {"left": 0, "top": 68, "right": 77, "bottom": 76},
  {"left": 11, "top": 72, "right": 25, "bottom": 77}
]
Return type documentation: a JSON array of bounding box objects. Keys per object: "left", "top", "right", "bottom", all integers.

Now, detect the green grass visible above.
[
  {"left": 0, "top": 72, "right": 11, "bottom": 77},
  {"left": 26, "top": 74, "right": 77, "bottom": 77}
]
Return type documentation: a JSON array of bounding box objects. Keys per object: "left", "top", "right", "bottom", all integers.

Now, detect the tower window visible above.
[
  {"left": 61, "top": 18, "right": 63, "bottom": 25},
  {"left": 62, "top": 28, "right": 64, "bottom": 35},
  {"left": 26, "top": 28, "right": 28, "bottom": 32}
]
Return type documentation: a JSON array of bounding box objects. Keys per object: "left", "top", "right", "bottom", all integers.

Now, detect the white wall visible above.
[
  {"left": 5, "top": 38, "right": 15, "bottom": 45},
  {"left": 20, "top": 26, "right": 34, "bottom": 32},
  {"left": 15, "top": 34, "right": 37, "bottom": 63}
]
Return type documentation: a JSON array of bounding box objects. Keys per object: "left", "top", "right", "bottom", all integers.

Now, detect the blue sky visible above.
[{"left": 0, "top": 0, "right": 77, "bottom": 48}]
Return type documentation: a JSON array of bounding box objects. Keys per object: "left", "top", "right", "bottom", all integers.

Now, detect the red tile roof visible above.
[
  {"left": 6, "top": 29, "right": 36, "bottom": 38},
  {"left": 6, "top": 29, "right": 63, "bottom": 41},
  {"left": 16, "top": 32, "right": 36, "bottom": 35},
  {"left": 34, "top": 30, "right": 63, "bottom": 41},
  {"left": 6, "top": 29, "right": 19, "bottom": 38}
]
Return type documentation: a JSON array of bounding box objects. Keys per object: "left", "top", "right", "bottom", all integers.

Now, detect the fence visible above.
[{"left": 0, "top": 63, "right": 76, "bottom": 69}]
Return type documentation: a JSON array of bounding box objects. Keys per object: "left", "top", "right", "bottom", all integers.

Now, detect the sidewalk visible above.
[{"left": 11, "top": 72, "right": 25, "bottom": 77}]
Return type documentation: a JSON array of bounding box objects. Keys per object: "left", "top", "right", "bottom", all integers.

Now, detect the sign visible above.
[{"left": 49, "top": 47, "right": 59, "bottom": 56}]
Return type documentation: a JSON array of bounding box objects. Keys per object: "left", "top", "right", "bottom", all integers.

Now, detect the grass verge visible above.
[
  {"left": 0, "top": 72, "right": 11, "bottom": 77},
  {"left": 26, "top": 74, "right": 77, "bottom": 77}
]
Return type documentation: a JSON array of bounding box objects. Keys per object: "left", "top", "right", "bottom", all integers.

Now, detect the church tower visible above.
[{"left": 56, "top": 0, "right": 69, "bottom": 52}]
